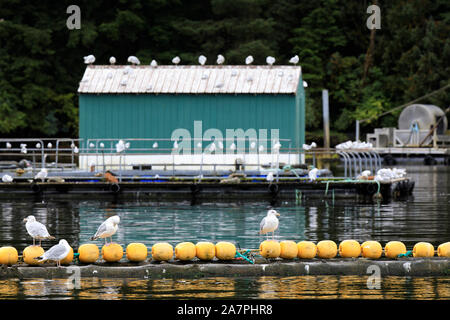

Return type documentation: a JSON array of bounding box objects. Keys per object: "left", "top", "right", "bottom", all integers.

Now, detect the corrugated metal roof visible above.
[{"left": 78, "top": 65, "right": 302, "bottom": 94}]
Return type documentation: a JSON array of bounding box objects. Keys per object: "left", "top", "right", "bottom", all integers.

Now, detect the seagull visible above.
[
  {"left": 83, "top": 55, "right": 95, "bottom": 64},
  {"left": 303, "top": 142, "right": 317, "bottom": 150},
  {"left": 266, "top": 172, "right": 274, "bottom": 182},
  {"left": 303, "top": 81, "right": 308, "bottom": 88},
  {"left": 311, "top": 142, "right": 317, "bottom": 148},
  {"left": 35, "top": 239, "right": 71, "bottom": 267},
  {"left": 35, "top": 143, "right": 41, "bottom": 149},
  {"left": 259, "top": 209, "right": 280, "bottom": 240},
  {"left": 73, "top": 146, "right": 79, "bottom": 154},
  {"left": 127, "top": 56, "right": 140, "bottom": 65},
  {"left": 150, "top": 59, "right": 158, "bottom": 67},
  {"left": 216, "top": 54, "right": 225, "bottom": 65},
  {"left": 289, "top": 55, "right": 299, "bottom": 65},
  {"left": 116, "top": 140, "right": 126, "bottom": 153},
  {"left": 152, "top": 142, "right": 158, "bottom": 148},
  {"left": 23, "top": 215, "right": 55, "bottom": 246},
  {"left": 266, "top": 56, "right": 275, "bottom": 66},
  {"left": 198, "top": 55, "right": 207, "bottom": 65},
  {"left": 6, "top": 142, "right": 11, "bottom": 149},
  {"left": 47, "top": 142, "right": 52, "bottom": 149},
  {"left": 34, "top": 168, "right": 48, "bottom": 182},
  {"left": 109, "top": 56, "right": 116, "bottom": 65},
  {"left": 273, "top": 141, "right": 281, "bottom": 152},
  {"left": 2, "top": 174, "right": 13, "bottom": 183},
  {"left": 89, "top": 142, "right": 95, "bottom": 148},
  {"left": 245, "top": 55, "right": 254, "bottom": 65},
  {"left": 90, "top": 215, "right": 121, "bottom": 246},
  {"left": 308, "top": 167, "right": 319, "bottom": 182},
  {"left": 99, "top": 143, "right": 105, "bottom": 148},
  {"left": 230, "top": 142, "right": 236, "bottom": 151},
  {"left": 172, "top": 56, "right": 181, "bottom": 65},
  {"left": 20, "top": 144, "right": 27, "bottom": 154}
]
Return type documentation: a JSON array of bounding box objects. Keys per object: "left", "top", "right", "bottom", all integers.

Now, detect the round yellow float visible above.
[
  {"left": 259, "top": 240, "right": 281, "bottom": 259},
  {"left": 361, "top": 241, "right": 382, "bottom": 259},
  {"left": 279, "top": 241, "right": 298, "bottom": 259},
  {"left": 175, "top": 242, "right": 196, "bottom": 261},
  {"left": 78, "top": 244, "right": 100, "bottom": 263},
  {"left": 413, "top": 242, "right": 434, "bottom": 257},
  {"left": 126, "top": 243, "right": 148, "bottom": 262},
  {"left": 339, "top": 240, "right": 361, "bottom": 258},
  {"left": 60, "top": 246, "right": 74, "bottom": 265},
  {"left": 101, "top": 243, "right": 123, "bottom": 262},
  {"left": 195, "top": 242, "right": 215, "bottom": 261},
  {"left": 0, "top": 247, "right": 18, "bottom": 265},
  {"left": 297, "top": 241, "right": 317, "bottom": 259},
  {"left": 215, "top": 242, "right": 236, "bottom": 260},
  {"left": 23, "top": 245, "right": 44, "bottom": 265},
  {"left": 437, "top": 242, "right": 450, "bottom": 257},
  {"left": 384, "top": 241, "right": 406, "bottom": 258},
  {"left": 151, "top": 242, "right": 173, "bottom": 261},
  {"left": 316, "top": 240, "right": 337, "bottom": 259}
]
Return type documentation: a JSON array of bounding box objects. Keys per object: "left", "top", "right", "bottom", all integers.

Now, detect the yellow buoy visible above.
[
  {"left": 339, "top": 240, "right": 361, "bottom": 258},
  {"left": 259, "top": 240, "right": 281, "bottom": 259},
  {"left": 413, "top": 242, "right": 434, "bottom": 257},
  {"left": 438, "top": 242, "right": 450, "bottom": 257},
  {"left": 60, "top": 246, "right": 74, "bottom": 265},
  {"left": 316, "top": 240, "right": 337, "bottom": 259},
  {"left": 280, "top": 241, "right": 298, "bottom": 259},
  {"left": 151, "top": 242, "right": 174, "bottom": 261},
  {"left": 297, "top": 241, "right": 317, "bottom": 259},
  {"left": 126, "top": 243, "right": 148, "bottom": 262},
  {"left": 78, "top": 244, "right": 100, "bottom": 263},
  {"left": 215, "top": 242, "right": 236, "bottom": 260},
  {"left": 384, "top": 241, "right": 406, "bottom": 258},
  {"left": 175, "top": 242, "right": 196, "bottom": 261},
  {"left": 361, "top": 241, "right": 382, "bottom": 259},
  {"left": 195, "top": 242, "right": 215, "bottom": 261},
  {"left": 101, "top": 243, "right": 123, "bottom": 262},
  {"left": 0, "top": 247, "right": 19, "bottom": 265},
  {"left": 23, "top": 245, "right": 45, "bottom": 265}
]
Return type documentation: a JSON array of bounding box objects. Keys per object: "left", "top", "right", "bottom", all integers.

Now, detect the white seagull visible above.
[
  {"left": 109, "top": 56, "right": 116, "bottom": 65},
  {"left": 23, "top": 215, "right": 55, "bottom": 246},
  {"left": 83, "top": 55, "right": 95, "bottom": 64},
  {"left": 150, "top": 59, "right": 158, "bottom": 67},
  {"left": 266, "top": 172, "right": 274, "bottom": 182},
  {"left": 47, "top": 142, "right": 52, "bottom": 149},
  {"left": 34, "top": 168, "right": 48, "bottom": 182},
  {"left": 116, "top": 140, "right": 126, "bottom": 153},
  {"left": 90, "top": 215, "right": 121, "bottom": 245},
  {"left": 6, "top": 142, "right": 11, "bottom": 149},
  {"left": 289, "top": 55, "right": 299, "bottom": 65},
  {"left": 35, "top": 239, "right": 71, "bottom": 267},
  {"left": 152, "top": 142, "right": 158, "bottom": 149},
  {"left": 245, "top": 55, "right": 254, "bottom": 65},
  {"left": 266, "top": 56, "right": 275, "bottom": 66},
  {"left": 216, "top": 54, "right": 225, "bottom": 65},
  {"left": 172, "top": 56, "right": 181, "bottom": 65},
  {"left": 20, "top": 144, "right": 27, "bottom": 154},
  {"left": 259, "top": 209, "right": 280, "bottom": 240},
  {"left": 198, "top": 55, "right": 207, "bottom": 65},
  {"left": 2, "top": 174, "right": 13, "bottom": 183},
  {"left": 127, "top": 56, "right": 140, "bottom": 65},
  {"left": 308, "top": 167, "right": 319, "bottom": 182}
]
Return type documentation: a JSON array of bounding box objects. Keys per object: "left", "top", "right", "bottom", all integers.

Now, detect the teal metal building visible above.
[{"left": 78, "top": 65, "right": 306, "bottom": 153}]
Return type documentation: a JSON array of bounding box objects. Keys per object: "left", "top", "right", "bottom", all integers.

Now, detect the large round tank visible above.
[{"left": 398, "top": 104, "right": 447, "bottom": 134}]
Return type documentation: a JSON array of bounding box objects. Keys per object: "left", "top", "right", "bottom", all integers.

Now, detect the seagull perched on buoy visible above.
[
  {"left": 35, "top": 239, "right": 71, "bottom": 267},
  {"left": 127, "top": 56, "right": 140, "bottom": 65},
  {"left": 245, "top": 55, "right": 254, "bottom": 65},
  {"left": 289, "top": 55, "right": 299, "bottom": 65},
  {"left": 266, "top": 56, "right": 275, "bottom": 66},
  {"left": 23, "top": 215, "right": 55, "bottom": 246},
  {"left": 259, "top": 209, "right": 280, "bottom": 240},
  {"left": 172, "top": 56, "right": 181, "bottom": 65},
  {"left": 109, "top": 56, "right": 116, "bottom": 65},
  {"left": 90, "top": 215, "right": 120, "bottom": 246},
  {"left": 216, "top": 54, "right": 225, "bottom": 65},
  {"left": 83, "top": 55, "right": 95, "bottom": 64},
  {"left": 198, "top": 55, "right": 207, "bottom": 65}
]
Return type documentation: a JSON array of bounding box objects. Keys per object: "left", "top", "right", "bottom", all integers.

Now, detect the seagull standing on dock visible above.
[
  {"left": 83, "top": 55, "right": 95, "bottom": 64},
  {"left": 35, "top": 239, "right": 71, "bottom": 267},
  {"left": 172, "top": 56, "right": 181, "bottom": 65},
  {"left": 245, "top": 55, "right": 254, "bottom": 65},
  {"left": 127, "top": 56, "right": 140, "bottom": 65},
  {"left": 109, "top": 56, "right": 116, "bottom": 65},
  {"left": 198, "top": 55, "right": 207, "bottom": 65},
  {"left": 34, "top": 168, "right": 48, "bottom": 182},
  {"left": 216, "top": 54, "right": 225, "bottom": 65},
  {"left": 259, "top": 209, "right": 280, "bottom": 240},
  {"left": 308, "top": 167, "right": 319, "bottom": 182},
  {"left": 23, "top": 215, "right": 55, "bottom": 246},
  {"left": 289, "top": 55, "right": 299, "bottom": 65},
  {"left": 2, "top": 174, "right": 13, "bottom": 183},
  {"left": 90, "top": 215, "right": 121, "bottom": 246},
  {"left": 266, "top": 56, "right": 275, "bottom": 66}
]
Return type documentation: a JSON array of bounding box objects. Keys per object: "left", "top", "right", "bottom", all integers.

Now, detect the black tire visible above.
[
  {"left": 30, "top": 183, "right": 41, "bottom": 194},
  {"left": 268, "top": 184, "right": 279, "bottom": 194},
  {"left": 110, "top": 183, "right": 120, "bottom": 193}
]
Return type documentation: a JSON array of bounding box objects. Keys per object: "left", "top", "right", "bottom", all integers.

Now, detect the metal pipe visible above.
[{"left": 322, "top": 90, "right": 330, "bottom": 149}]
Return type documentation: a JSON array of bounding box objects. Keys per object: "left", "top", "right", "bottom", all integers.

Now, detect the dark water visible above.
[{"left": 0, "top": 165, "right": 449, "bottom": 299}]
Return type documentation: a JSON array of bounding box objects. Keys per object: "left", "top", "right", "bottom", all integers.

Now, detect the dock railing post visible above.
[{"left": 322, "top": 89, "right": 330, "bottom": 149}]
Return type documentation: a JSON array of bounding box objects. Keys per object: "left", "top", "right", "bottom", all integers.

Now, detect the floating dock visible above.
[{"left": 1, "top": 258, "right": 449, "bottom": 279}]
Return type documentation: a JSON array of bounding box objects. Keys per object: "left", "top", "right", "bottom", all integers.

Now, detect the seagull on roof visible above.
[
  {"left": 90, "top": 215, "right": 120, "bottom": 246},
  {"left": 109, "top": 56, "right": 116, "bottom": 65},
  {"left": 83, "top": 55, "right": 95, "bottom": 64},
  {"left": 216, "top": 54, "right": 225, "bottom": 65},
  {"left": 35, "top": 239, "right": 71, "bottom": 267},
  {"left": 172, "top": 56, "right": 181, "bottom": 65},
  {"left": 127, "top": 56, "right": 140, "bottom": 65},
  {"left": 150, "top": 59, "right": 158, "bottom": 67},
  {"left": 289, "top": 55, "right": 299, "bottom": 65},
  {"left": 198, "top": 55, "right": 207, "bottom": 65},
  {"left": 266, "top": 56, "right": 275, "bottom": 66},
  {"left": 245, "top": 55, "right": 254, "bottom": 65},
  {"left": 23, "top": 215, "right": 55, "bottom": 246},
  {"left": 259, "top": 209, "right": 280, "bottom": 240}
]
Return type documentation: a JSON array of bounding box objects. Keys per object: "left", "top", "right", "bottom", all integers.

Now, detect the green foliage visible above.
[{"left": 0, "top": 0, "right": 448, "bottom": 141}]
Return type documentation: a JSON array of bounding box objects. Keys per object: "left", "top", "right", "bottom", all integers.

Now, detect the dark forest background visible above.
[{"left": 0, "top": 0, "right": 449, "bottom": 144}]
